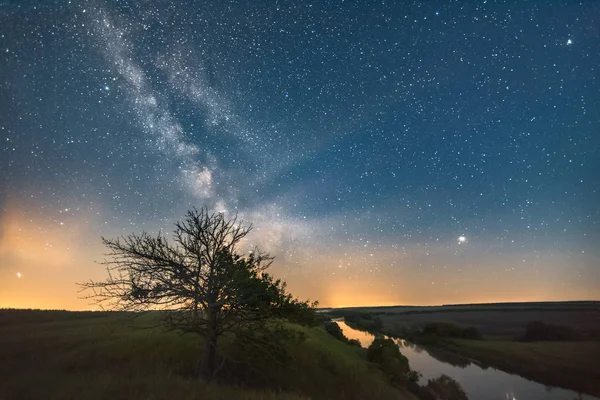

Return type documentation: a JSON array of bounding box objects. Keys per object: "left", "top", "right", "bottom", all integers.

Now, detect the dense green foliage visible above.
[
  {"left": 324, "top": 321, "right": 348, "bottom": 341},
  {"left": 323, "top": 321, "right": 361, "bottom": 347},
  {"left": 422, "top": 323, "right": 482, "bottom": 340},
  {"left": 406, "top": 373, "right": 468, "bottom": 400},
  {"left": 366, "top": 337, "right": 411, "bottom": 386},
  {"left": 522, "top": 321, "right": 577, "bottom": 341},
  {"left": 344, "top": 313, "right": 383, "bottom": 333},
  {"left": 421, "top": 375, "right": 468, "bottom": 400}
]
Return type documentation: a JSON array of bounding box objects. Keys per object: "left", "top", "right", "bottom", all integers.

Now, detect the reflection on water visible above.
[
  {"left": 397, "top": 339, "right": 472, "bottom": 369},
  {"left": 335, "top": 320, "right": 599, "bottom": 400}
]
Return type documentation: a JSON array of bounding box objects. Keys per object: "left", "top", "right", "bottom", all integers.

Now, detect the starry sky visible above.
[{"left": 1, "top": 0, "right": 599, "bottom": 309}]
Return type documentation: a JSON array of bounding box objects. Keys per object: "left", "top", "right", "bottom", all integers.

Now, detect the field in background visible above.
[
  {"left": 325, "top": 301, "right": 600, "bottom": 338},
  {"left": 325, "top": 301, "right": 600, "bottom": 396},
  {"left": 437, "top": 338, "right": 600, "bottom": 397}
]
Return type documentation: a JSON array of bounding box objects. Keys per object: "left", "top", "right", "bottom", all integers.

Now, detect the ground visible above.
[
  {"left": 328, "top": 301, "right": 600, "bottom": 338},
  {"left": 435, "top": 337, "right": 600, "bottom": 397},
  {"left": 0, "top": 309, "right": 416, "bottom": 400},
  {"left": 378, "top": 309, "right": 600, "bottom": 338}
]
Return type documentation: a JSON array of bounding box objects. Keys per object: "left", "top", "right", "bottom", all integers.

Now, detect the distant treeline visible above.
[
  {"left": 322, "top": 301, "right": 600, "bottom": 316},
  {"left": 325, "top": 307, "right": 594, "bottom": 343},
  {"left": 343, "top": 313, "right": 384, "bottom": 333},
  {"left": 521, "top": 321, "right": 579, "bottom": 342},
  {"left": 422, "top": 322, "right": 483, "bottom": 340}
]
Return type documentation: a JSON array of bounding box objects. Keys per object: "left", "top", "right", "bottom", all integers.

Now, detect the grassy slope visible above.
[
  {"left": 434, "top": 337, "right": 600, "bottom": 397},
  {"left": 0, "top": 310, "right": 415, "bottom": 400}
]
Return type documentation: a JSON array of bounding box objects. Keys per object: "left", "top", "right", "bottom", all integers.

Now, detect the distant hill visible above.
[{"left": 322, "top": 300, "right": 600, "bottom": 314}]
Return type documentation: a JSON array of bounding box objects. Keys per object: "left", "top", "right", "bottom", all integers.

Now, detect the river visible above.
[{"left": 334, "top": 320, "right": 599, "bottom": 400}]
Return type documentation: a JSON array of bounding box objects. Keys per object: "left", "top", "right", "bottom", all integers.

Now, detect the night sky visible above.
[{"left": 1, "top": 1, "right": 599, "bottom": 309}]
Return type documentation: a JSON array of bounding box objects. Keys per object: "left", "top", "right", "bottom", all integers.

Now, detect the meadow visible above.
[
  {"left": 435, "top": 338, "right": 600, "bottom": 397},
  {"left": 0, "top": 309, "right": 416, "bottom": 400},
  {"left": 327, "top": 301, "right": 600, "bottom": 337}
]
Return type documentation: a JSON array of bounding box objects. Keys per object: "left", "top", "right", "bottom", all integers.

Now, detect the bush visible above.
[
  {"left": 229, "top": 324, "right": 307, "bottom": 380},
  {"left": 422, "top": 323, "right": 482, "bottom": 340},
  {"left": 367, "top": 336, "right": 411, "bottom": 386},
  {"left": 426, "top": 374, "right": 468, "bottom": 400},
  {"left": 405, "top": 370, "right": 422, "bottom": 393},
  {"left": 415, "top": 386, "right": 438, "bottom": 400},
  {"left": 522, "top": 321, "right": 577, "bottom": 341},
  {"left": 344, "top": 314, "right": 383, "bottom": 333},
  {"left": 462, "top": 327, "right": 483, "bottom": 340},
  {"left": 324, "top": 322, "right": 345, "bottom": 340},
  {"left": 323, "top": 322, "right": 363, "bottom": 347}
]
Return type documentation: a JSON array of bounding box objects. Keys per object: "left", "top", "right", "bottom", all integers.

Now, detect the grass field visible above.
[
  {"left": 434, "top": 337, "right": 600, "bottom": 397},
  {"left": 379, "top": 309, "right": 600, "bottom": 337},
  {"left": 327, "top": 301, "right": 600, "bottom": 338},
  {"left": 0, "top": 309, "right": 416, "bottom": 400}
]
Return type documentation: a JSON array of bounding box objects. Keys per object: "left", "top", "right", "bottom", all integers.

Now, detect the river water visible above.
[{"left": 334, "top": 320, "right": 598, "bottom": 400}]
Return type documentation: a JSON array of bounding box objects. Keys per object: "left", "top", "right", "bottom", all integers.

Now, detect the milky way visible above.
[{"left": 1, "top": 1, "right": 599, "bottom": 308}]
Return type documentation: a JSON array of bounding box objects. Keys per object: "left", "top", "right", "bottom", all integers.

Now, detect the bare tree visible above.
[{"left": 80, "top": 207, "right": 314, "bottom": 380}]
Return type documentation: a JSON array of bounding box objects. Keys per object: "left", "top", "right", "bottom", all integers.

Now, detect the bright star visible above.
[
  {"left": 458, "top": 236, "right": 467, "bottom": 244},
  {"left": 567, "top": 38, "right": 572, "bottom": 45},
  {"left": 16, "top": 272, "right": 22, "bottom": 278}
]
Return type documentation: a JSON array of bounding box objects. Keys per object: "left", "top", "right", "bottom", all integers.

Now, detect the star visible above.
[{"left": 0, "top": 0, "right": 597, "bottom": 311}]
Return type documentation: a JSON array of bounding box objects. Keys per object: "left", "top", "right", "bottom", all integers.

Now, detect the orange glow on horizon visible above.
[
  {"left": 0, "top": 201, "right": 107, "bottom": 310},
  {"left": 1, "top": 198, "right": 599, "bottom": 311}
]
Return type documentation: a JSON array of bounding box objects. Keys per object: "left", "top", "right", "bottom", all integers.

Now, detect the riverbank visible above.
[
  {"left": 333, "top": 302, "right": 600, "bottom": 396},
  {"left": 413, "top": 336, "right": 600, "bottom": 397},
  {"left": 337, "top": 318, "right": 600, "bottom": 400}
]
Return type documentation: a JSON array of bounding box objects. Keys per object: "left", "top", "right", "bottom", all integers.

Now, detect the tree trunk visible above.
[
  {"left": 192, "top": 301, "right": 199, "bottom": 323},
  {"left": 202, "top": 308, "right": 219, "bottom": 381}
]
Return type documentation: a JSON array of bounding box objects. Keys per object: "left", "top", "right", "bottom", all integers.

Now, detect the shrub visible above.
[
  {"left": 344, "top": 314, "right": 383, "bottom": 333},
  {"left": 367, "top": 336, "right": 411, "bottom": 386},
  {"left": 522, "top": 321, "right": 577, "bottom": 341},
  {"left": 229, "top": 325, "right": 307, "bottom": 377},
  {"left": 324, "top": 321, "right": 348, "bottom": 342},
  {"left": 416, "top": 386, "right": 438, "bottom": 400},
  {"left": 462, "top": 327, "right": 483, "bottom": 340},
  {"left": 405, "top": 370, "right": 422, "bottom": 393},
  {"left": 422, "top": 323, "right": 482, "bottom": 340},
  {"left": 426, "top": 374, "right": 468, "bottom": 400}
]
